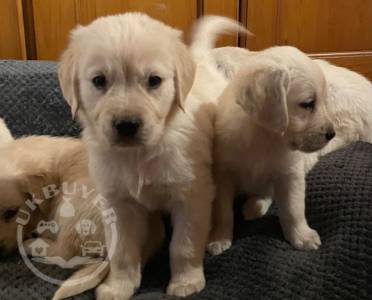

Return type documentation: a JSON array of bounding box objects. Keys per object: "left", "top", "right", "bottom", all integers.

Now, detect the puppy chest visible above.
[
  {"left": 229, "top": 157, "right": 279, "bottom": 194},
  {"left": 101, "top": 153, "right": 193, "bottom": 211},
  {"left": 235, "top": 170, "right": 274, "bottom": 194},
  {"left": 137, "top": 184, "right": 173, "bottom": 210}
]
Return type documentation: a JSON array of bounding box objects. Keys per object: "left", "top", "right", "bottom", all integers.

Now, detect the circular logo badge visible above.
[{"left": 16, "top": 182, "right": 118, "bottom": 286}]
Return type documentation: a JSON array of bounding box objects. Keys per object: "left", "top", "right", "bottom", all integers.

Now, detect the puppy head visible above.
[
  {"left": 237, "top": 48, "right": 334, "bottom": 153},
  {"left": 0, "top": 167, "right": 48, "bottom": 255},
  {"left": 59, "top": 13, "right": 196, "bottom": 148}
]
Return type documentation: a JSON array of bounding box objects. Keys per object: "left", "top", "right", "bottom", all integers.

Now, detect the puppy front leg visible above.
[
  {"left": 207, "top": 176, "right": 235, "bottom": 255},
  {"left": 167, "top": 183, "right": 213, "bottom": 297},
  {"left": 274, "top": 171, "right": 321, "bottom": 250},
  {"left": 96, "top": 200, "right": 148, "bottom": 300}
]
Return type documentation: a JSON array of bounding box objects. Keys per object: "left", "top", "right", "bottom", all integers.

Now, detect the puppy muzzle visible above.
[
  {"left": 112, "top": 116, "right": 144, "bottom": 147},
  {"left": 291, "top": 125, "right": 335, "bottom": 153}
]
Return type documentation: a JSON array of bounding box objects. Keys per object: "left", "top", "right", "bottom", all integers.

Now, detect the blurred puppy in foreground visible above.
[{"left": 0, "top": 119, "right": 164, "bottom": 299}]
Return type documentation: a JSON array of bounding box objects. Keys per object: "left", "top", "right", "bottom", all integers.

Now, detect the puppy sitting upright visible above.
[
  {"left": 58, "top": 13, "right": 240, "bottom": 299},
  {"left": 209, "top": 47, "right": 335, "bottom": 255}
]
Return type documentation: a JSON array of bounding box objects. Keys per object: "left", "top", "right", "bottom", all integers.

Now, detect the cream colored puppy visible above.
[
  {"left": 209, "top": 46, "right": 337, "bottom": 255},
  {"left": 314, "top": 59, "right": 372, "bottom": 151},
  {"left": 0, "top": 133, "right": 164, "bottom": 299},
  {"left": 210, "top": 46, "right": 372, "bottom": 221},
  {"left": 58, "top": 13, "right": 242, "bottom": 299}
]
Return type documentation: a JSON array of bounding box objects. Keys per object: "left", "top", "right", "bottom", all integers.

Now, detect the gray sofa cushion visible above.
[
  {"left": 0, "top": 60, "right": 370, "bottom": 300},
  {"left": 0, "top": 60, "right": 80, "bottom": 138}
]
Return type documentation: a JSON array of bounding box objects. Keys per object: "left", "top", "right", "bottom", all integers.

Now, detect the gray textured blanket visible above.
[{"left": 0, "top": 60, "right": 370, "bottom": 299}]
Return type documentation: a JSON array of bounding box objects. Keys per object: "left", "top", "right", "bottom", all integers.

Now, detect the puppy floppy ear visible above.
[
  {"left": 236, "top": 66, "right": 290, "bottom": 134},
  {"left": 58, "top": 47, "right": 80, "bottom": 119},
  {"left": 174, "top": 42, "right": 196, "bottom": 110}
]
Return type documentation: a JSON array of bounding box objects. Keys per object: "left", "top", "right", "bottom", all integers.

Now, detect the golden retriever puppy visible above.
[
  {"left": 210, "top": 45, "right": 372, "bottom": 221},
  {"left": 0, "top": 133, "right": 164, "bottom": 299},
  {"left": 312, "top": 59, "right": 372, "bottom": 151},
  {"left": 209, "top": 46, "right": 336, "bottom": 255},
  {"left": 58, "top": 13, "right": 244, "bottom": 299}
]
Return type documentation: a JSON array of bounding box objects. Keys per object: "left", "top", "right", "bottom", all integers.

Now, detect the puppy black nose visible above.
[
  {"left": 325, "top": 129, "right": 336, "bottom": 141},
  {"left": 113, "top": 117, "right": 142, "bottom": 138}
]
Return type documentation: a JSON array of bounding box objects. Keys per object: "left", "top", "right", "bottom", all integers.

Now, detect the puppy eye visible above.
[
  {"left": 299, "top": 97, "right": 316, "bottom": 111},
  {"left": 148, "top": 75, "right": 162, "bottom": 89},
  {"left": 92, "top": 75, "right": 107, "bottom": 90},
  {"left": 3, "top": 207, "right": 19, "bottom": 222}
]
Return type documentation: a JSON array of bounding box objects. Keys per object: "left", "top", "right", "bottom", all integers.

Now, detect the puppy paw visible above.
[
  {"left": 96, "top": 281, "right": 134, "bottom": 300},
  {"left": 208, "top": 227, "right": 233, "bottom": 256},
  {"left": 243, "top": 197, "right": 272, "bottom": 221},
  {"left": 285, "top": 226, "right": 321, "bottom": 250},
  {"left": 167, "top": 272, "right": 205, "bottom": 297},
  {"left": 207, "top": 239, "right": 232, "bottom": 256}
]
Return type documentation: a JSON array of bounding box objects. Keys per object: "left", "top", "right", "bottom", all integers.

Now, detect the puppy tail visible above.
[
  {"left": 190, "top": 15, "right": 249, "bottom": 59},
  {"left": 52, "top": 261, "right": 109, "bottom": 300},
  {"left": 0, "top": 118, "right": 14, "bottom": 145}
]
